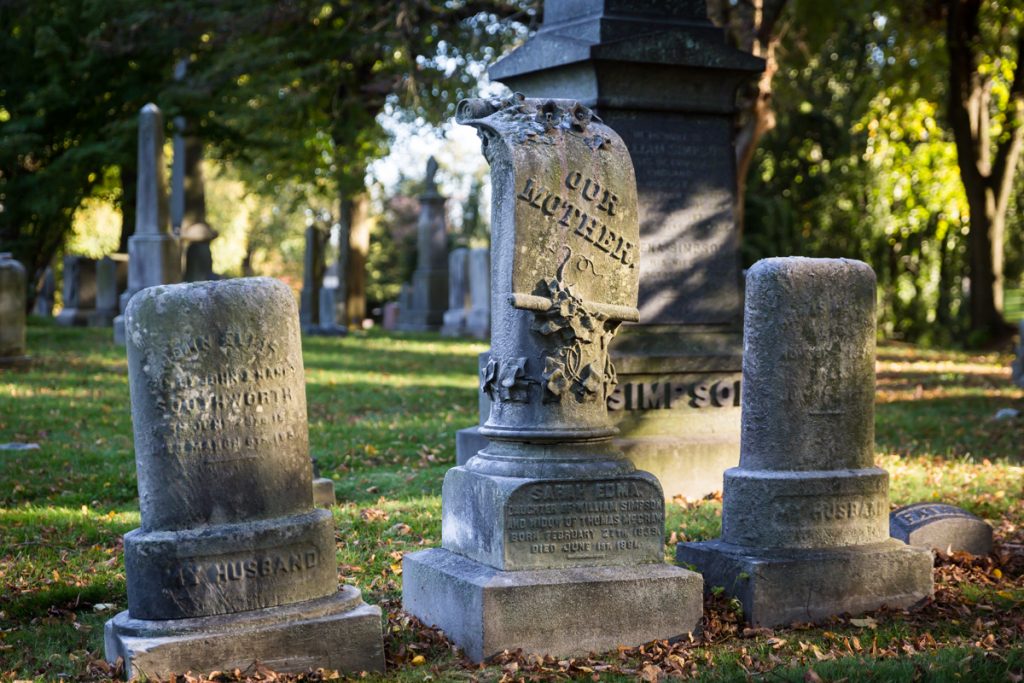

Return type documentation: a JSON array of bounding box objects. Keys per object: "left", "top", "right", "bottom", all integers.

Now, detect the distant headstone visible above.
[
  {"left": 34, "top": 266, "right": 55, "bottom": 317},
  {"left": 678, "top": 258, "right": 933, "bottom": 626},
  {"left": 93, "top": 257, "right": 120, "bottom": 326},
  {"left": 299, "top": 226, "right": 325, "bottom": 331},
  {"left": 312, "top": 287, "right": 347, "bottom": 337},
  {"left": 104, "top": 277, "right": 384, "bottom": 677},
  {"left": 382, "top": 301, "right": 400, "bottom": 330},
  {"left": 891, "top": 503, "right": 993, "bottom": 556},
  {"left": 113, "top": 104, "right": 181, "bottom": 344},
  {"left": 466, "top": 247, "right": 490, "bottom": 339},
  {"left": 0, "top": 253, "right": 30, "bottom": 366},
  {"left": 396, "top": 284, "right": 413, "bottom": 328},
  {"left": 490, "top": 0, "right": 765, "bottom": 499},
  {"left": 311, "top": 458, "right": 337, "bottom": 508},
  {"left": 403, "top": 95, "right": 702, "bottom": 662},
  {"left": 397, "top": 158, "right": 448, "bottom": 331},
  {"left": 56, "top": 256, "right": 98, "bottom": 327},
  {"left": 441, "top": 248, "right": 469, "bottom": 336}
]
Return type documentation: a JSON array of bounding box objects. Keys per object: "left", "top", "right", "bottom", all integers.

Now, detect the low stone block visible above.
[
  {"left": 455, "top": 425, "right": 489, "bottom": 466},
  {"left": 890, "top": 503, "right": 993, "bottom": 556},
  {"left": 312, "top": 478, "right": 337, "bottom": 508},
  {"left": 403, "top": 548, "right": 702, "bottom": 662},
  {"left": 677, "top": 539, "right": 933, "bottom": 627},
  {"left": 105, "top": 587, "right": 384, "bottom": 678}
]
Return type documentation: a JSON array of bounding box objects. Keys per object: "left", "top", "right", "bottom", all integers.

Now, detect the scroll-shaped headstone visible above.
[
  {"left": 104, "top": 278, "right": 383, "bottom": 677},
  {"left": 891, "top": 503, "right": 993, "bottom": 556},
  {"left": 402, "top": 95, "right": 702, "bottom": 662},
  {"left": 678, "top": 257, "right": 933, "bottom": 627},
  {"left": 0, "top": 253, "right": 29, "bottom": 366}
]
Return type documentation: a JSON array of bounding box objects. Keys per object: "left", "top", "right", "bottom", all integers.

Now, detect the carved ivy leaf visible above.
[
  {"left": 542, "top": 356, "right": 570, "bottom": 400},
  {"left": 498, "top": 357, "right": 529, "bottom": 402},
  {"left": 578, "top": 363, "right": 604, "bottom": 400},
  {"left": 480, "top": 357, "right": 498, "bottom": 400}
]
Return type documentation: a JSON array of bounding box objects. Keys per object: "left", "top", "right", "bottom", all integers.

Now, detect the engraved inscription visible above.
[
  {"left": 516, "top": 174, "right": 636, "bottom": 268},
  {"left": 893, "top": 504, "right": 977, "bottom": 529},
  {"left": 607, "top": 378, "right": 742, "bottom": 411},
  {"left": 505, "top": 479, "right": 663, "bottom": 565},
  {"left": 171, "top": 546, "right": 321, "bottom": 588},
  {"left": 776, "top": 495, "right": 885, "bottom": 526}
]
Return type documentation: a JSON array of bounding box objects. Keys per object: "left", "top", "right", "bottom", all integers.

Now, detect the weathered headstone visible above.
[
  {"left": 311, "top": 459, "right": 337, "bottom": 508},
  {"left": 93, "top": 257, "right": 121, "bottom": 326},
  {"left": 299, "top": 226, "right": 325, "bottom": 331},
  {"left": 113, "top": 104, "right": 181, "bottom": 344},
  {"left": 441, "top": 248, "right": 469, "bottom": 336},
  {"left": 397, "top": 158, "right": 448, "bottom": 331},
  {"left": 891, "top": 503, "right": 993, "bottom": 556},
  {"left": 382, "top": 301, "right": 400, "bottom": 330},
  {"left": 104, "top": 277, "right": 384, "bottom": 677},
  {"left": 403, "top": 95, "right": 702, "bottom": 661},
  {"left": 466, "top": 246, "right": 490, "bottom": 339},
  {"left": 490, "top": 0, "right": 764, "bottom": 499},
  {"left": 34, "top": 266, "right": 55, "bottom": 317},
  {"left": 56, "top": 256, "right": 98, "bottom": 327},
  {"left": 313, "top": 287, "right": 347, "bottom": 336},
  {"left": 678, "top": 257, "right": 933, "bottom": 626},
  {"left": 0, "top": 253, "right": 30, "bottom": 366},
  {"left": 396, "top": 284, "right": 413, "bottom": 328}
]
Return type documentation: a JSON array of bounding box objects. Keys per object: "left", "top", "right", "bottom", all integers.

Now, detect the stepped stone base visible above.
[
  {"left": 105, "top": 587, "right": 384, "bottom": 678},
  {"left": 677, "top": 539, "right": 933, "bottom": 627},
  {"left": 403, "top": 547, "right": 703, "bottom": 662}
]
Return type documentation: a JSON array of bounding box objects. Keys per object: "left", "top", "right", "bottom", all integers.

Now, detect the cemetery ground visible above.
[{"left": 0, "top": 320, "right": 1022, "bottom": 682}]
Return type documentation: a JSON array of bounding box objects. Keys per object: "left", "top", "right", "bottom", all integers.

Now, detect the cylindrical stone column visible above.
[
  {"left": 0, "top": 253, "right": 28, "bottom": 364},
  {"left": 721, "top": 258, "right": 889, "bottom": 549},
  {"left": 122, "top": 277, "right": 336, "bottom": 619}
]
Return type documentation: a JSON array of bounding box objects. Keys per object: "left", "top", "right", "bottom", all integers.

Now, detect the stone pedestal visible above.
[
  {"left": 490, "top": 0, "right": 765, "bottom": 499},
  {"left": 677, "top": 258, "right": 932, "bottom": 627},
  {"left": 114, "top": 104, "right": 181, "bottom": 344},
  {"left": 404, "top": 97, "right": 702, "bottom": 662},
  {"left": 441, "top": 247, "right": 469, "bottom": 336},
  {"left": 106, "top": 278, "right": 383, "bottom": 677},
  {"left": 56, "top": 255, "right": 98, "bottom": 327},
  {"left": 398, "top": 158, "right": 448, "bottom": 332},
  {"left": 0, "top": 253, "right": 30, "bottom": 366}
]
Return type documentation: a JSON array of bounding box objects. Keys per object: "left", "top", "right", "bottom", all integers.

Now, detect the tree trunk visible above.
[
  {"left": 118, "top": 161, "right": 137, "bottom": 253},
  {"left": 345, "top": 193, "right": 370, "bottom": 327}
]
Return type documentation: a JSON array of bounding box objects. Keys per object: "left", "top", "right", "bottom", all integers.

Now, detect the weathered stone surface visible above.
[
  {"left": 0, "top": 253, "right": 29, "bottom": 365},
  {"left": 404, "top": 548, "right": 702, "bottom": 663},
  {"left": 404, "top": 96, "right": 701, "bottom": 661},
  {"left": 466, "top": 247, "right": 491, "bottom": 339},
  {"left": 56, "top": 256, "right": 98, "bottom": 327},
  {"left": 441, "top": 247, "right": 469, "bottom": 336},
  {"left": 106, "top": 588, "right": 384, "bottom": 679},
  {"left": 490, "top": 0, "right": 765, "bottom": 499},
  {"left": 890, "top": 503, "right": 993, "bottom": 556},
  {"left": 677, "top": 540, "right": 933, "bottom": 627},
  {"left": 108, "top": 277, "right": 383, "bottom": 673},
  {"left": 398, "top": 158, "right": 448, "bottom": 331},
  {"left": 114, "top": 104, "right": 181, "bottom": 344},
  {"left": 312, "top": 478, "right": 337, "bottom": 508},
  {"left": 678, "top": 257, "right": 932, "bottom": 626}
]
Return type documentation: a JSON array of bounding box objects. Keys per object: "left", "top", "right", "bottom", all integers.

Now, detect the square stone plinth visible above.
[
  {"left": 677, "top": 539, "right": 933, "bottom": 627},
  {"left": 402, "top": 548, "right": 703, "bottom": 662},
  {"left": 105, "top": 587, "right": 384, "bottom": 678}
]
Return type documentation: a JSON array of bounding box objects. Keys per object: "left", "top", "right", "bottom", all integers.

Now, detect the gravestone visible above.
[
  {"left": 1013, "top": 321, "right": 1024, "bottom": 388},
  {"left": 678, "top": 258, "right": 933, "bottom": 626},
  {"left": 891, "top": 503, "right": 993, "bottom": 556},
  {"left": 299, "top": 226, "right": 325, "bottom": 331},
  {"left": 56, "top": 256, "right": 98, "bottom": 327},
  {"left": 455, "top": 352, "right": 493, "bottom": 466},
  {"left": 466, "top": 247, "right": 491, "bottom": 339},
  {"left": 403, "top": 95, "right": 702, "bottom": 661},
  {"left": 113, "top": 104, "right": 181, "bottom": 344},
  {"left": 104, "top": 277, "right": 384, "bottom": 677},
  {"left": 396, "top": 284, "right": 413, "bottom": 328},
  {"left": 441, "top": 247, "right": 469, "bottom": 336},
  {"left": 0, "top": 253, "right": 30, "bottom": 366},
  {"left": 397, "top": 158, "right": 448, "bottom": 331},
  {"left": 313, "top": 287, "right": 347, "bottom": 336},
  {"left": 490, "top": 0, "right": 764, "bottom": 499},
  {"left": 94, "top": 257, "right": 121, "bottom": 326},
  {"left": 34, "top": 266, "right": 55, "bottom": 317},
  {"left": 311, "top": 459, "right": 337, "bottom": 508},
  {"left": 382, "top": 301, "right": 400, "bottom": 330}
]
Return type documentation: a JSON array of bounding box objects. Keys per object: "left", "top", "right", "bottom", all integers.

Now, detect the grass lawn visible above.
[{"left": 1, "top": 319, "right": 1022, "bottom": 681}]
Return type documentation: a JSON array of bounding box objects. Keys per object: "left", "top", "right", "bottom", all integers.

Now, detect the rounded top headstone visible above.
[
  {"left": 125, "top": 277, "right": 312, "bottom": 531},
  {"left": 739, "top": 257, "right": 877, "bottom": 472}
]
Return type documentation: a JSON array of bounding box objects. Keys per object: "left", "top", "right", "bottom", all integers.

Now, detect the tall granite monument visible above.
[
  {"left": 677, "top": 258, "right": 933, "bottom": 626},
  {"left": 0, "top": 253, "right": 30, "bottom": 366},
  {"left": 490, "top": 0, "right": 764, "bottom": 498},
  {"left": 105, "top": 278, "right": 384, "bottom": 676},
  {"left": 113, "top": 104, "right": 181, "bottom": 344},
  {"left": 397, "top": 158, "right": 448, "bottom": 331},
  {"left": 403, "top": 95, "right": 702, "bottom": 661}
]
